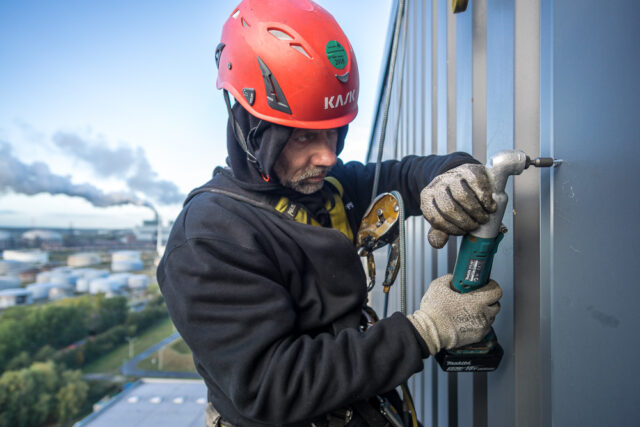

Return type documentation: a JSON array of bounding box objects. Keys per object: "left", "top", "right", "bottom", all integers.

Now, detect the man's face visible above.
[{"left": 273, "top": 128, "right": 339, "bottom": 194}]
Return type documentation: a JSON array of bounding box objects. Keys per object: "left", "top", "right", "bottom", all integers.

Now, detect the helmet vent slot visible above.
[
  {"left": 232, "top": 9, "right": 240, "bottom": 19},
  {"left": 268, "top": 29, "right": 294, "bottom": 41},
  {"left": 290, "top": 44, "right": 311, "bottom": 59},
  {"left": 257, "top": 56, "right": 292, "bottom": 115},
  {"left": 241, "top": 18, "right": 250, "bottom": 28}
]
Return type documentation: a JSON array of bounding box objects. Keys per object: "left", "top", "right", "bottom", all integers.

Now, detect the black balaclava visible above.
[{"left": 224, "top": 102, "right": 349, "bottom": 225}]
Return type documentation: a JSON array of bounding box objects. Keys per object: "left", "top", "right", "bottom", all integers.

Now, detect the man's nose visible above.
[{"left": 311, "top": 136, "right": 337, "bottom": 167}]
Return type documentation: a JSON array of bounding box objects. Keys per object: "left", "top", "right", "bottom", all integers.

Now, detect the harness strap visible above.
[
  {"left": 324, "top": 177, "right": 354, "bottom": 243},
  {"left": 272, "top": 177, "right": 354, "bottom": 242},
  {"left": 192, "top": 187, "right": 287, "bottom": 218},
  {"left": 189, "top": 179, "right": 353, "bottom": 242}
]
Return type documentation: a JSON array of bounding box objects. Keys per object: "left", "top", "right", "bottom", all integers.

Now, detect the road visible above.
[{"left": 119, "top": 332, "right": 201, "bottom": 379}]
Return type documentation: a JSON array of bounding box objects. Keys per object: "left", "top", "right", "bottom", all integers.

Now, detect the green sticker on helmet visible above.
[{"left": 326, "top": 40, "right": 348, "bottom": 70}]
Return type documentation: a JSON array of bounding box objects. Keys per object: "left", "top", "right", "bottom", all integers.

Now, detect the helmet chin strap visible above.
[{"left": 223, "top": 90, "right": 269, "bottom": 178}]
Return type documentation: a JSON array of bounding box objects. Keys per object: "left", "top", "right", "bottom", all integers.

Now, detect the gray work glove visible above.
[
  {"left": 420, "top": 163, "right": 497, "bottom": 249},
  {"left": 407, "top": 274, "right": 502, "bottom": 355}
]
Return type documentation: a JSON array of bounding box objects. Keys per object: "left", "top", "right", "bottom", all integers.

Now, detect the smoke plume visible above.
[
  {"left": 52, "top": 132, "right": 185, "bottom": 205},
  {"left": 0, "top": 141, "right": 149, "bottom": 208}
]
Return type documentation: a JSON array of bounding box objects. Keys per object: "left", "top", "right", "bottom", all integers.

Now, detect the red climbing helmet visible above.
[{"left": 216, "top": 0, "right": 359, "bottom": 129}]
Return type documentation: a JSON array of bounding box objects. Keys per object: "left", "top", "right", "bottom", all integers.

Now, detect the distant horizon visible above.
[
  {"left": 0, "top": 223, "right": 158, "bottom": 232},
  {"left": 0, "top": 213, "right": 172, "bottom": 231},
  {"left": 0, "top": 0, "right": 392, "bottom": 229}
]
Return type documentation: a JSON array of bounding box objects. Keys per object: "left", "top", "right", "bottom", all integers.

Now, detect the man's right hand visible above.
[
  {"left": 420, "top": 163, "right": 497, "bottom": 249},
  {"left": 407, "top": 274, "right": 502, "bottom": 355}
]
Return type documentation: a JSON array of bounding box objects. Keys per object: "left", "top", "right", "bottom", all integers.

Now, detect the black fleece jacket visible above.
[{"left": 157, "top": 104, "right": 477, "bottom": 426}]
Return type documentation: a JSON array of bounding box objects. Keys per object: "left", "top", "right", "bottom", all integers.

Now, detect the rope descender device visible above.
[
  {"left": 356, "top": 193, "right": 402, "bottom": 294},
  {"left": 356, "top": 191, "right": 417, "bottom": 427}
]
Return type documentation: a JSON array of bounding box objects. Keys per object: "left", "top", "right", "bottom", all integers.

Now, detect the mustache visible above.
[{"left": 296, "top": 166, "right": 331, "bottom": 181}]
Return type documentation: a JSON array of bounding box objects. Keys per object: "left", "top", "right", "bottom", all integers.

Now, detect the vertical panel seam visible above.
[
  {"left": 447, "top": 2, "right": 457, "bottom": 154},
  {"left": 514, "top": 0, "right": 542, "bottom": 425},
  {"left": 472, "top": 1, "right": 489, "bottom": 426}
]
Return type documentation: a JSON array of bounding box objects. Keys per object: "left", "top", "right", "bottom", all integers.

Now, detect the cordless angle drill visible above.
[{"left": 435, "top": 149, "right": 558, "bottom": 372}]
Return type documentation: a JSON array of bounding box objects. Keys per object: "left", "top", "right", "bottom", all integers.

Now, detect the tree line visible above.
[
  {"left": 0, "top": 294, "right": 128, "bottom": 372},
  {"left": 0, "top": 361, "right": 88, "bottom": 426},
  {"left": 53, "top": 297, "right": 168, "bottom": 370},
  {"left": 0, "top": 294, "right": 169, "bottom": 426}
]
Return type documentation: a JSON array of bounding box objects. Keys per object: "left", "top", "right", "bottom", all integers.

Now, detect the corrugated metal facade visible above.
[{"left": 366, "top": 0, "right": 640, "bottom": 426}]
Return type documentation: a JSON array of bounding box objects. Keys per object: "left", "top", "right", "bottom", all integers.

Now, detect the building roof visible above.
[
  {"left": 75, "top": 379, "right": 207, "bottom": 427},
  {"left": 0, "top": 288, "right": 31, "bottom": 296},
  {"left": 2, "top": 250, "right": 49, "bottom": 264}
]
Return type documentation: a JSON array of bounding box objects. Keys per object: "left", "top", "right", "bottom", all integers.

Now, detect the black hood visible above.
[{"left": 225, "top": 102, "right": 348, "bottom": 193}]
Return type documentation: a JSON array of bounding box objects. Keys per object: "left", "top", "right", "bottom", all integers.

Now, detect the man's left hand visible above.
[{"left": 420, "top": 163, "right": 497, "bottom": 249}]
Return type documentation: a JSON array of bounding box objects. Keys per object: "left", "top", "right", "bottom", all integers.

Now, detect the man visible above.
[{"left": 157, "top": 1, "right": 502, "bottom": 425}]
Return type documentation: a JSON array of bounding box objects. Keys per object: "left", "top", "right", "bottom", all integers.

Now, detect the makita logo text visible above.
[{"left": 324, "top": 90, "right": 356, "bottom": 110}]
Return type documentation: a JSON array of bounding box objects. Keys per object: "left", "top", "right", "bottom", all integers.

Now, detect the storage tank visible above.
[
  {"left": 0, "top": 275, "right": 21, "bottom": 290},
  {"left": 75, "top": 269, "right": 109, "bottom": 293},
  {"left": 111, "top": 250, "right": 141, "bottom": 262},
  {"left": 26, "top": 282, "right": 55, "bottom": 300},
  {"left": 68, "top": 252, "right": 102, "bottom": 268},
  {"left": 88, "top": 278, "right": 111, "bottom": 295},
  {"left": 3, "top": 250, "right": 49, "bottom": 264},
  {"left": 111, "top": 259, "right": 144, "bottom": 272},
  {"left": 0, "top": 260, "right": 31, "bottom": 275},
  {"left": 48, "top": 273, "right": 73, "bottom": 287},
  {"left": 128, "top": 275, "right": 149, "bottom": 290},
  {"left": 48, "top": 284, "right": 73, "bottom": 301},
  {"left": 36, "top": 271, "right": 52, "bottom": 283},
  {"left": 50, "top": 267, "right": 83, "bottom": 286},
  {"left": 111, "top": 250, "right": 143, "bottom": 272},
  {"left": 108, "top": 273, "right": 132, "bottom": 288},
  {"left": 89, "top": 275, "right": 128, "bottom": 295},
  {"left": 76, "top": 278, "right": 90, "bottom": 293}
]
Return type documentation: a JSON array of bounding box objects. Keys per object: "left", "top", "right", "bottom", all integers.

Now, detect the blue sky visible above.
[{"left": 0, "top": 0, "right": 392, "bottom": 229}]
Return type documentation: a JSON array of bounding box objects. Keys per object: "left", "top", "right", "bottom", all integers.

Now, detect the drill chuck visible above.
[{"left": 526, "top": 156, "right": 557, "bottom": 168}]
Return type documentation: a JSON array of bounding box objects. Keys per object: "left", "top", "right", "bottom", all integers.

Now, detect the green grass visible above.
[
  {"left": 83, "top": 317, "right": 175, "bottom": 374},
  {"left": 136, "top": 338, "right": 197, "bottom": 373},
  {"left": 170, "top": 339, "right": 191, "bottom": 354}
]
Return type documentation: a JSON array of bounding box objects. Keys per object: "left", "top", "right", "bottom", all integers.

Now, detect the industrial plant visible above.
[{"left": 0, "top": 220, "right": 170, "bottom": 310}]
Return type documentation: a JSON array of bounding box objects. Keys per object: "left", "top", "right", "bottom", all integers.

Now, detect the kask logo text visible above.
[{"left": 324, "top": 89, "right": 356, "bottom": 110}]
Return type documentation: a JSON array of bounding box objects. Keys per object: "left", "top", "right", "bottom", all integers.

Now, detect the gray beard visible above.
[{"left": 282, "top": 166, "right": 330, "bottom": 194}]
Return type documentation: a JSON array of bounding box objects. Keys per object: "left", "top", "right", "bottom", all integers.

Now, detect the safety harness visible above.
[
  {"left": 187, "top": 173, "right": 354, "bottom": 243},
  {"left": 272, "top": 176, "right": 354, "bottom": 242}
]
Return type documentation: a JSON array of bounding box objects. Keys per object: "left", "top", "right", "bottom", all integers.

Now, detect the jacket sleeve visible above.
[
  {"left": 157, "top": 208, "right": 427, "bottom": 424},
  {"left": 330, "top": 152, "right": 479, "bottom": 220}
]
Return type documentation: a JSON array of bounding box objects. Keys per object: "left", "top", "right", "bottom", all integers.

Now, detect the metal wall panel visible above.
[
  {"left": 485, "top": 1, "right": 516, "bottom": 426},
  {"left": 367, "top": 1, "right": 519, "bottom": 425},
  {"left": 542, "top": 0, "right": 640, "bottom": 425},
  {"left": 538, "top": 0, "right": 553, "bottom": 423},
  {"left": 513, "top": 0, "right": 542, "bottom": 425},
  {"left": 367, "top": 0, "right": 640, "bottom": 425},
  {"left": 455, "top": 2, "right": 477, "bottom": 427}
]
